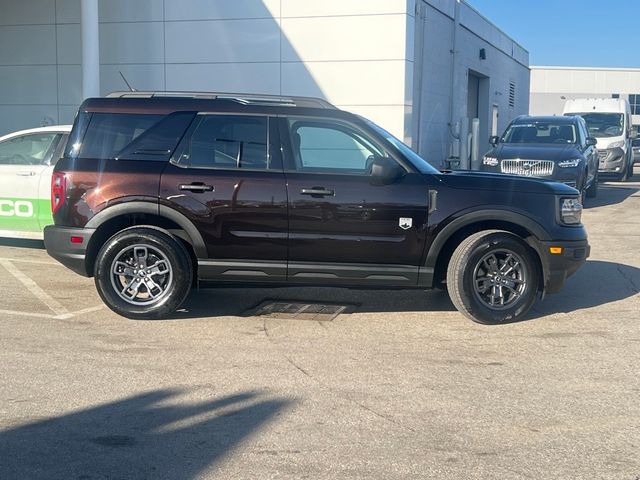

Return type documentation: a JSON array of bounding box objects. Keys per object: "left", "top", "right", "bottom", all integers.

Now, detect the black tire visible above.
[
  {"left": 585, "top": 170, "right": 598, "bottom": 198},
  {"left": 446, "top": 230, "right": 540, "bottom": 325},
  {"left": 94, "top": 226, "right": 193, "bottom": 319}
]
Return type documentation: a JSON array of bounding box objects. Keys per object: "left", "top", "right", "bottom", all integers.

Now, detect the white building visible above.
[
  {"left": 0, "top": 0, "right": 529, "bottom": 166},
  {"left": 531, "top": 66, "right": 640, "bottom": 125}
]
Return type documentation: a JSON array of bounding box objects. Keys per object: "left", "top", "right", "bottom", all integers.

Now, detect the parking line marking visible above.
[
  {"left": 0, "top": 257, "right": 58, "bottom": 266},
  {"left": 0, "top": 259, "right": 70, "bottom": 316},
  {"left": 0, "top": 309, "right": 57, "bottom": 320}
]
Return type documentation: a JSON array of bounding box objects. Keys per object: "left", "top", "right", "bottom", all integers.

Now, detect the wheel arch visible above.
[
  {"left": 427, "top": 210, "right": 549, "bottom": 289},
  {"left": 84, "top": 202, "right": 206, "bottom": 277}
]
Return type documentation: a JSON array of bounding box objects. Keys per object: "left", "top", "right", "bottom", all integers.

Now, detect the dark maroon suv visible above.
[{"left": 44, "top": 92, "right": 590, "bottom": 324}]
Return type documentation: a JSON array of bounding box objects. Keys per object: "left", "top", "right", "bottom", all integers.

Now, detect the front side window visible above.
[
  {"left": 502, "top": 122, "right": 577, "bottom": 144},
  {"left": 287, "top": 119, "right": 384, "bottom": 174},
  {"left": 0, "top": 133, "right": 59, "bottom": 165},
  {"left": 176, "top": 115, "right": 269, "bottom": 170}
]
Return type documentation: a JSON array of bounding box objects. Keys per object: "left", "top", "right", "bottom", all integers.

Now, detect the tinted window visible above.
[
  {"left": 502, "top": 122, "right": 577, "bottom": 144},
  {"left": 176, "top": 115, "right": 269, "bottom": 170},
  {"left": 115, "top": 112, "right": 195, "bottom": 161},
  {"left": 79, "top": 113, "right": 163, "bottom": 159},
  {"left": 0, "top": 133, "right": 59, "bottom": 165},
  {"left": 287, "top": 119, "right": 383, "bottom": 174}
]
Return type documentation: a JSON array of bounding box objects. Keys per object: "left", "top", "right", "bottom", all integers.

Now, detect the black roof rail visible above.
[{"left": 105, "top": 91, "right": 336, "bottom": 109}]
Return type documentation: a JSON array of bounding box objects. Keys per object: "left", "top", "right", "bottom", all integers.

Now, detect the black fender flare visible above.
[
  {"left": 85, "top": 201, "right": 207, "bottom": 258},
  {"left": 424, "top": 208, "right": 550, "bottom": 270}
]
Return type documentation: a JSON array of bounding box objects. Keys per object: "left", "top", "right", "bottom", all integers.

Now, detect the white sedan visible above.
[{"left": 0, "top": 125, "right": 72, "bottom": 238}]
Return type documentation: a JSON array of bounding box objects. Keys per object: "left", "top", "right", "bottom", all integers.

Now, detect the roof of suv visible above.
[{"left": 99, "top": 90, "right": 335, "bottom": 109}]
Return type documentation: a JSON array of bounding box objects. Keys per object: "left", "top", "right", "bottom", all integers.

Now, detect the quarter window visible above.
[
  {"left": 79, "top": 113, "right": 163, "bottom": 159},
  {"left": 287, "top": 119, "right": 384, "bottom": 174},
  {"left": 177, "top": 115, "right": 269, "bottom": 170}
]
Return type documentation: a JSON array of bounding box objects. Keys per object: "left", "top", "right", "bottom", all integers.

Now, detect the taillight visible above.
[{"left": 51, "top": 172, "right": 66, "bottom": 214}]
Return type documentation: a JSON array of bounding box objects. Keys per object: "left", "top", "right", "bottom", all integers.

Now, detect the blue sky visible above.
[{"left": 465, "top": 0, "right": 640, "bottom": 67}]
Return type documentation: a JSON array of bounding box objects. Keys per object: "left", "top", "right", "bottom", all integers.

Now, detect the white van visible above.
[{"left": 563, "top": 98, "right": 635, "bottom": 181}]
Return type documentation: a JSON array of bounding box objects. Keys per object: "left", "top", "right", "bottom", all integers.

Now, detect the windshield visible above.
[
  {"left": 569, "top": 113, "right": 624, "bottom": 138},
  {"left": 501, "top": 121, "right": 577, "bottom": 144},
  {"left": 365, "top": 119, "right": 439, "bottom": 174}
]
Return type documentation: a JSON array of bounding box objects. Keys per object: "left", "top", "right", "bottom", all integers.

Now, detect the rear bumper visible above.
[
  {"left": 536, "top": 239, "right": 590, "bottom": 294},
  {"left": 43, "top": 225, "right": 95, "bottom": 277}
]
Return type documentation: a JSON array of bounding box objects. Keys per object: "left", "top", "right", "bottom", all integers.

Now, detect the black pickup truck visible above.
[{"left": 44, "top": 92, "right": 589, "bottom": 324}]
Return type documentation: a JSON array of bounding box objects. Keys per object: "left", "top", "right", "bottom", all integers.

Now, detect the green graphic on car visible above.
[{"left": 0, "top": 197, "right": 52, "bottom": 231}]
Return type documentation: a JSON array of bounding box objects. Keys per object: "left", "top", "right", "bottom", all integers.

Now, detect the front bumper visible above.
[
  {"left": 597, "top": 147, "right": 625, "bottom": 173},
  {"left": 534, "top": 239, "right": 590, "bottom": 294},
  {"left": 44, "top": 225, "right": 95, "bottom": 277}
]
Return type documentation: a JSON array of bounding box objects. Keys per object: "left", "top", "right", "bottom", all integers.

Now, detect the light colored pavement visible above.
[{"left": 0, "top": 172, "right": 639, "bottom": 480}]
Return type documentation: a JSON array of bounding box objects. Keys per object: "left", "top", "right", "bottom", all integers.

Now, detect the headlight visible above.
[
  {"left": 483, "top": 156, "right": 499, "bottom": 167},
  {"left": 557, "top": 158, "right": 581, "bottom": 168},
  {"left": 560, "top": 197, "right": 583, "bottom": 225},
  {"left": 608, "top": 140, "right": 625, "bottom": 149}
]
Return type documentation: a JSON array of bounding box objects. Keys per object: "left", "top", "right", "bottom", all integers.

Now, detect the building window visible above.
[
  {"left": 508, "top": 82, "right": 516, "bottom": 108},
  {"left": 629, "top": 94, "right": 640, "bottom": 115},
  {"left": 612, "top": 93, "right": 620, "bottom": 99}
]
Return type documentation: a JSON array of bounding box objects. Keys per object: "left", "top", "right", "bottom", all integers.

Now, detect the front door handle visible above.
[
  {"left": 300, "top": 187, "right": 335, "bottom": 197},
  {"left": 179, "top": 182, "right": 214, "bottom": 192}
]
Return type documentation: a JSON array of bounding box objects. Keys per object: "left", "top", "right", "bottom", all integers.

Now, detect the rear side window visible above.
[{"left": 174, "top": 115, "right": 272, "bottom": 170}]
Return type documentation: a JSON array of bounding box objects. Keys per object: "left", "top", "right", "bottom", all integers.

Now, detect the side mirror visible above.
[
  {"left": 585, "top": 137, "right": 597, "bottom": 147},
  {"left": 369, "top": 156, "right": 404, "bottom": 185},
  {"left": 489, "top": 135, "right": 500, "bottom": 146}
]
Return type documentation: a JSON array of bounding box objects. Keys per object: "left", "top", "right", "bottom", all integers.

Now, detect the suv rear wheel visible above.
[
  {"left": 94, "top": 227, "right": 193, "bottom": 319},
  {"left": 446, "top": 230, "right": 540, "bottom": 324}
]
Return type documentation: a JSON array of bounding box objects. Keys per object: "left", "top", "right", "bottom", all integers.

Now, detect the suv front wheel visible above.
[
  {"left": 94, "top": 227, "right": 193, "bottom": 319},
  {"left": 447, "top": 230, "right": 540, "bottom": 324}
]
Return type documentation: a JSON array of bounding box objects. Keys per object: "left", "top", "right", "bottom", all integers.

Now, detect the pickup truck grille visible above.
[{"left": 500, "top": 159, "right": 554, "bottom": 177}]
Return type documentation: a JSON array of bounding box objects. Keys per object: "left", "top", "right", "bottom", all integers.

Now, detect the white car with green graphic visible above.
[{"left": 0, "top": 125, "right": 71, "bottom": 239}]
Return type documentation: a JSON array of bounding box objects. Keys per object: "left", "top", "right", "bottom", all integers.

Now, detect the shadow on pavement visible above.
[
  {"left": 171, "top": 260, "right": 638, "bottom": 322},
  {"left": 169, "top": 286, "right": 457, "bottom": 320},
  {"left": 531, "top": 260, "right": 639, "bottom": 316},
  {"left": 0, "top": 389, "right": 290, "bottom": 480},
  {"left": 585, "top": 183, "right": 639, "bottom": 209},
  {"left": 0, "top": 238, "right": 44, "bottom": 249}
]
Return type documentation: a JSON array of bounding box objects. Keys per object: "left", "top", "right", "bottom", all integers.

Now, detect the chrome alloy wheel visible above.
[
  {"left": 110, "top": 244, "right": 173, "bottom": 306},
  {"left": 472, "top": 249, "right": 527, "bottom": 310}
]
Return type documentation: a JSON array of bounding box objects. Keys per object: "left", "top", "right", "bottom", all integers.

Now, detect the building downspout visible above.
[
  {"left": 81, "top": 0, "right": 100, "bottom": 99},
  {"left": 448, "top": 0, "right": 461, "bottom": 141}
]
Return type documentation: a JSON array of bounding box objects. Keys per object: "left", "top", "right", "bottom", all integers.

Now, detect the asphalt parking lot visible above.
[{"left": 1, "top": 172, "right": 639, "bottom": 480}]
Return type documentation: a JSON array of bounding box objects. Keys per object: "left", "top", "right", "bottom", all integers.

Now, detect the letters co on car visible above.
[{"left": 44, "top": 92, "right": 589, "bottom": 324}]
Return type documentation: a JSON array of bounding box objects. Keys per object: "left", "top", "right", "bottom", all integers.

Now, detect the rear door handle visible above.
[
  {"left": 300, "top": 187, "right": 335, "bottom": 197},
  {"left": 179, "top": 182, "right": 214, "bottom": 192},
  {"left": 16, "top": 171, "right": 36, "bottom": 177}
]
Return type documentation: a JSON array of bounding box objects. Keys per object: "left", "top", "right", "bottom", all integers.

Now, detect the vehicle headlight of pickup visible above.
[
  {"left": 482, "top": 156, "right": 499, "bottom": 166},
  {"left": 608, "top": 140, "right": 625, "bottom": 149},
  {"left": 557, "top": 158, "right": 581, "bottom": 168},
  {"left": 560, "top": 197, "right": 583, "bottom": 225}
]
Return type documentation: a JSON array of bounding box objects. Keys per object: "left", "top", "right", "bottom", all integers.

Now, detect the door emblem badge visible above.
[{"left": 399, "top": 217, "right": 412, "bottom": 230}]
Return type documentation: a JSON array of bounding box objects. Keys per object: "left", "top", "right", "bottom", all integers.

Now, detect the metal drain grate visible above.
[{"left": 247, "top": 301, "right": 350, "bottom": 321}]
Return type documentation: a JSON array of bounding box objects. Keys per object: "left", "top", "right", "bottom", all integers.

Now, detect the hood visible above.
[
  {"left": 594, "top": 135, "right": 625, "bottom": 149},
  {"left": 435, "top": 170, "right": 578, "bottom": 195},
  {"left": 490, "top": 143, "right": 580, "bottom": 160}
]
